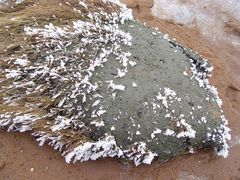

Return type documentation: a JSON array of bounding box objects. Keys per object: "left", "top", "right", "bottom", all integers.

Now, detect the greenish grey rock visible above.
[{"left": 88, "top": 21, "right": 224, "bottom": 161}]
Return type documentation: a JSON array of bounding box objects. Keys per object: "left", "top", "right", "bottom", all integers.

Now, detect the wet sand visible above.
[{"left": 1, "top": 1, "right": 240, "bottom": 179}]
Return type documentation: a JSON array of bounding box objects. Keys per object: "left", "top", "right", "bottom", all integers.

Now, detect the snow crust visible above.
[
  {"left": 0, "top": 0, "right": 24, "bottom": 5},
  {"left": 152, "top": 0, "right": 240, "bottom": 46}
]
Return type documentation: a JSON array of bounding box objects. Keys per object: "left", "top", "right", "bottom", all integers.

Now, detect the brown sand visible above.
[{"left": 1, "top": 1, "right": 240, "bottom": 179}]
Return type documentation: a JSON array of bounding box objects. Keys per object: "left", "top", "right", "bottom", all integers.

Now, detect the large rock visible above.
[{"left": 89, "top": 21, "right": 228, "bottom": 161}]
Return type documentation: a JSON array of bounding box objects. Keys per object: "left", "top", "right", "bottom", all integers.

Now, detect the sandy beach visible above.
[{"left": 0, "top": 0, "right": 240, "bottom": 179}]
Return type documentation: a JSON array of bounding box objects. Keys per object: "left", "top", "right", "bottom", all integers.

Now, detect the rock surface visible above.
[{"left": 90, "top": 21, "right": 228, "bottom": 162}]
